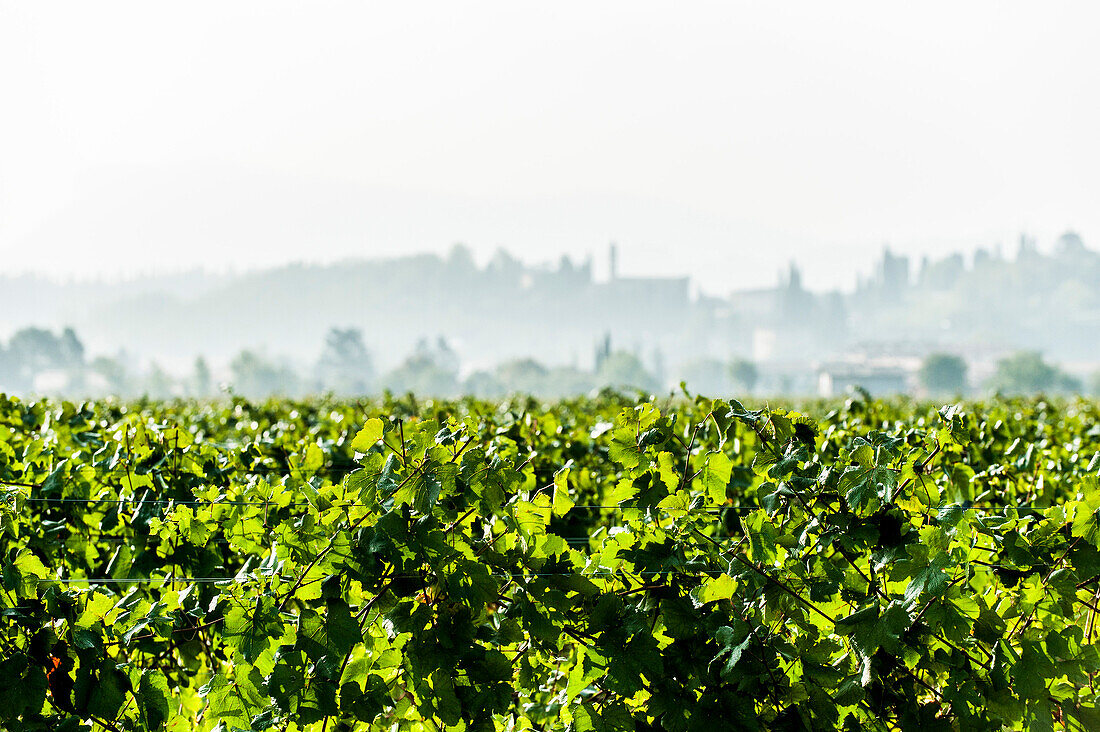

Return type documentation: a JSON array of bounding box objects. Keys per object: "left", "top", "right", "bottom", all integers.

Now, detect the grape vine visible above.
[{"left": 3, "top": 393, "right": 1100, "bottom": 730}]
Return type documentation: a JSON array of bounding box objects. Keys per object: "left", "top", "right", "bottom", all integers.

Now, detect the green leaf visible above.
[
  {"left": 267, "top": 654, "right": 307, "bottom": 714},
  {"left": 138, "top": 669, "right": 171, "bottom": 730},
  {"left": 340, "top": 675, "right": 388, "bottom": 722},
  {"left": 223, "top": 595, "right": 284, "bottom": 663},
  {"left": 446, "top": 560, "right": 499, "bottom": 608},
  {"left": 608, "top": 478, "right": 638, "bottom": 504},
  {"left": 712, "top": 622, "right": 753, "bottom": 679},
  {"left": 1013, "top": 641, "right": 1055, "bottom": 701},
  {"left": 904, "top": 553, "right": 952, "bottom": 602},
  {"left": 692, "top": 574, "right": 737, "bottom": 605},
  {"left": 421, "top": 668, "right": 462, "bottom": 726},
  {"left": 201, "top": 672, "right": 264, "bottom": 726},
  {"left": 325, "top": 599, "right": 362, "bottom": 657},
  {"left": 87, "top": 666, "right": 128, "bottom": 720},
  {"left": 11, "top": 550, "right": 50, "bottom": 597},
  {"left": 698, "top": 451, "right": 733, "bottom": 504},
  {"left": 514, "top": 494, "right": 552, "bottom": 541},
  {"left": 570, "top": 700, "right": 634, "bottom": 732},
  {"left": 840, "top": 462, "right": 898, "bottom": 511},
  {"left": 0, "top": 658, "right": 47, "bottom": 721},
  {"left": 553, "top": 466, "right": 575, "bottom": 517},
  {"left": 394, "top": 460, "right": 457, "bottom": 513},
  {"left": 656, "top": 490, "right": 690, "bottom": 518},
  {"left": 605, "top": 633, "right": 662, "bottom": 696},
  {"left": 608, "top": 426, "right": 643, "bottom": 470},
  {"left": 351, "top": 418, "right": 384, "bottom": 452},
  {"left": 834, "top": 602, "right": 911, "bottom": 661}
]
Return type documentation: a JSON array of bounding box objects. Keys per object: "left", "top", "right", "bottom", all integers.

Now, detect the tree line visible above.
[{"left": 0, "top": 325, "right": 1096, "bottom": 398}]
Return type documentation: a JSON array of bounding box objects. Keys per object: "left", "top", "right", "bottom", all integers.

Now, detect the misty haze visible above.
[
  {"left": 3, "top": 3, "right": 1097, "bottom": 402},
  {"left": 2, "top": 233, "right": 1099, "bottom": 399},
  {"left": 3, "top": 4, "right": 1100, "bottom": 731}
]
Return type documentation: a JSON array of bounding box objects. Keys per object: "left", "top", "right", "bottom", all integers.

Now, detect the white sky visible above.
[{"left": 1, "top": 1, "right": 1097, "bottom": 293}]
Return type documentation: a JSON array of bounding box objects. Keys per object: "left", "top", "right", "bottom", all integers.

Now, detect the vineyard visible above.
[{"left": 4, "top": 391, "right": 1100, "bottom": 731}]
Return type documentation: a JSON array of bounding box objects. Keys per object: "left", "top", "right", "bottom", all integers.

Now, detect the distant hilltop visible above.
[{"left": 0, "top": 231, "right": 1097, "bottom": 393}]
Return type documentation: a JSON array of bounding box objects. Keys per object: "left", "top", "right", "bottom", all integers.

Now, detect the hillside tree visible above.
[
  {"left": 918, "top": 353, "right": 968, "bottom": 394},
  {"left": 316, "top": 327, "right": 374, "bottom": 395}
]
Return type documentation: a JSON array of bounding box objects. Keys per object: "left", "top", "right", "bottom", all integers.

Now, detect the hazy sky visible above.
[{"left": 2, "top": 2, "right": 1097, "bottom": 293}]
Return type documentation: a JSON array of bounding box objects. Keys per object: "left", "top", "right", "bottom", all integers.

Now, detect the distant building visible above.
[
  {"left": 596, "top": 243, "right": 691, "bottom": 336},
  {"left": 880, "top": 248, "right": 910, "bottom": 291},
  {"left": 816, "top": 361, "right": 912, "bottom": 397},
  {"left": 916, "top": 252, "right": 964, "bottom": 290}
]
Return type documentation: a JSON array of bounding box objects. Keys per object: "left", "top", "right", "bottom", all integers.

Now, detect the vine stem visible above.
[
  {"left": 277, "top": 433, "right": 473, "bottom": 613},
  {"left": 322, "top": 578, "right": 394, "bottom": 732},
  {"left": 689, "top": 526, "right": 833, "bottom": 624},
  {"left": 0, "top": 479, "right": 42, "bottom": 489},
  {"left": 677, "top": 413, "right": 713, "bottom": 492},
  {"left": 1009, "top": 536, "right": 1081, "bottom": 639},
  {"left": 276, "top": 509, "right": 371, "bottom": 612},
  {"left": 1086, "top": 586, "right": 1100, "bottom": 644}
]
